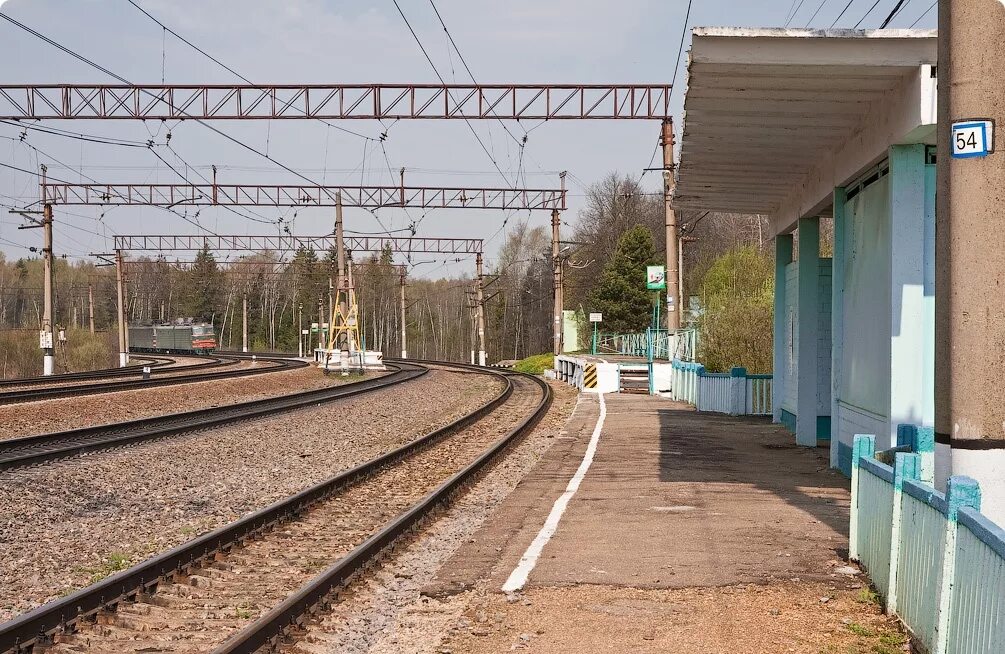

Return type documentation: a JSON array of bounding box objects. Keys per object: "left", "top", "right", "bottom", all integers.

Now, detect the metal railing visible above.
[
  {"left": 596, "top": 328, "right": 696, "bottom": 362},
  {"left": 850, "top": 428, "right": 1005, "bottom": 653}
]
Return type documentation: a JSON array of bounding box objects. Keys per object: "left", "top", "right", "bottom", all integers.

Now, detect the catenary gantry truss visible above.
[
  {"left": 42, "top": 182, "right": 565, "bottom": 211},
  {"left": 112, "top": 235, "right": 482, "bottom": 256},
  {"left": 0, "top": 84, "right": 672, "bottom": 120}
]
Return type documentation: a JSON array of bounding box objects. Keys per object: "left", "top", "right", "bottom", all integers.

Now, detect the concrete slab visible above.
[{"left": 428, "top": 391, "right": 850, "bottom": 595}]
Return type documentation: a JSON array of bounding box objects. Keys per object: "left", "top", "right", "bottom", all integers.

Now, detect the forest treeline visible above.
[{"left": 0, "top": 172, "right": 775, "bottom": 374}]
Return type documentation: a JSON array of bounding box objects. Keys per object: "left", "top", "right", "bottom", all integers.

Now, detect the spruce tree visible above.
[{"left": 587, "top": 225, "right": 657, "bottom": 333}]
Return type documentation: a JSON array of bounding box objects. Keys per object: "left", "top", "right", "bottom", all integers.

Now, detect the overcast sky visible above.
[{"left": 0, "top": 0, "right": 937, "bottom": 277}]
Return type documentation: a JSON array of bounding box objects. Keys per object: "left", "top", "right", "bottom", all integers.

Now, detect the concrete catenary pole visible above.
[
  {"left": 551, "top": 208, "right": 562, "bottom": 356},
  {"left": 662, "top": 118, "right": 681, "bottom": 330},
  {"left": 87, "top": 282, "right": 95, "bottom": 334},
  {"left": 241, "top": 293, "right": 248, "bottom": 353},
  {"left": 41, "top": 203, "right": 55, "bottom": 375},
  {"left": 936, "top": 0, "right": 1005, "bottom": 522},
  {"left": 298, "top": 302, "right": 304, "bottom": 358},
  {"left": 399, "top": 268, "right": 407, "bottom": 359},
  {"left": 115, "top": 250, "right": 128, "bottom": 367},
  {"left": 475, "top": 252, "right": 486, "bottom": 366}
]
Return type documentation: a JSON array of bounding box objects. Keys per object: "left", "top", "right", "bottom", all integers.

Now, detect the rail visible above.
[
  {"left": 0, "top": 354, "right": 292, "bottom": 405},
  {"left": 0, "top": 360, "right": 551, "bottom": 654},
  {"left": 0, "top": 361, "right": 422, "bottom": 470},
  {"left": 850, "top": 428, "right": 1005, "bottom": 652}
]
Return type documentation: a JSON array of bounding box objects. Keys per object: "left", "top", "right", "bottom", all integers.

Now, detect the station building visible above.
[{"left": 674, "top": 28, "right": 941, "bottom": 480}]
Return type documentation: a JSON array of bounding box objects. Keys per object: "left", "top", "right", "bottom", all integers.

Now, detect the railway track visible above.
[
  {"left": 0, "top": 362, "right": 551, "bottom": 654},
  {"left": 0, "top": 355, "right": 175, "bottom": 388},
  {"left": 0, "top": 354, "right": 298, "bottom": 406},
  {"left": 0, "top": 362, "right": 425, "bottom": 471}
]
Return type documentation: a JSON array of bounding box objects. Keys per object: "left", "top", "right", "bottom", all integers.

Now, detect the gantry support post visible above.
[
  {"left": 399, "top": 269, "right": 407, "bottom": 359},
  {"left": 41, "top": 203, "right": 55, "bottom": 375},
  {"left": 115, "top": 249, "right": 128, "bottom": 367},
  {"left": 551, "top": 209, "right": 562, "bottom": 356},
  {"left": 87, "top": 282, "right": 95, "bottom": 334},
  {"left": 662, "top": 118, "right": 680, "bottom": 330},
  {"left": 476, "top": 252, "right": 486, "bottom": 366},
  {"left": 242, "top": 294, "right": 248, "bottom": 353}
]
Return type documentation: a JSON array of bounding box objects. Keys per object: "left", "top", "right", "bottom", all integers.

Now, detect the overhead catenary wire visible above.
[
  {"left": 853, "top": 0, "right": 885, "bottom": 28},
  {"left": 879, "top": 0, "right": 911, "bottom": 27},
  {"left": 125, "top": 0, "right": 374, "bottom": 143},
  {"left": 909, "top": 1, "right": 935, "bottom": 27}
]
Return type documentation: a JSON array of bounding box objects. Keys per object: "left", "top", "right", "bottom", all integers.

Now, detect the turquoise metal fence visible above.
[
  {"left": 949, "top": 507, "right": 1005, "bottom": 652},
  {"left": 670, "top": 359, "right": 772, "bottom": 416},
  {"left": 850, "top": 429, "right": 1003, "bottom": 653},
  {"left": 597, "top": 328, "right": 697, "bottom": 361}
]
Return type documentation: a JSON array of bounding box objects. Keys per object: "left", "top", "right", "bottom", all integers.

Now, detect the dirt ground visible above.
[{"left": 431, "top": 582, "right": 907, "bottom": 654}]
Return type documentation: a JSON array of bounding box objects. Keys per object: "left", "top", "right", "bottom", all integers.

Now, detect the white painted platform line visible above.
[{"left": 501, "top": 392, "right": 607, "bottom": 593}]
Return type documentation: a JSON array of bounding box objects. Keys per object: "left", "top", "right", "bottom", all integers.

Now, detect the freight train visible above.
[{"left": 128, "top": 320, "right": 217, "bottom": 354}]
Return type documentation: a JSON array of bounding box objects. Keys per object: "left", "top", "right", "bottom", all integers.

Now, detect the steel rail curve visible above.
[
  {"left": 0, "top": 361, "right": 425, "bottom": 471},
  {"left": 0, "top": 354, "right": 295, "bottom": 405},
  {"left": 0, "top": 361, "right": 551, "bottom": 654}
]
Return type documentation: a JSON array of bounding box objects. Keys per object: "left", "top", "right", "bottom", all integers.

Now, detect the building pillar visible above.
[
  {"left": 831, "top": 187, "right": 847, "bottom": 469},
  {"left": 937, "top": 0, "right": 1005, "bottom": 524},
  {"left": 796, "top": 216, "right": 820, "bottom": 447},
  {"left": 772, "top": 234, "right": 794, "bottom": 423},
  {"left": 889, "top": 144, "right": 930, "bottom": 449}
]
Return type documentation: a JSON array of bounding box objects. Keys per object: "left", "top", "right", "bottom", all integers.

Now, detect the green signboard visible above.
[{"left": 646, "top": 265, "right": 666, "bottom": 290}]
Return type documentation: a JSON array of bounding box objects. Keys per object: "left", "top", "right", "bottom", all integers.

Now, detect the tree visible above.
[
  {"left": 587, "top": 225, "right": 658, "bottom": 333},
  {"left": 183, "top": 245, "right": 223, "bottom": 323},
  {"left": 696, "top": 246, "right": 774, "bottom": 373}
]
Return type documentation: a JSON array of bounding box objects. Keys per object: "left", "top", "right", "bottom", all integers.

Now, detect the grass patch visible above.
[
  {"left": 78, "top": 552, "right": 132, "bottom": 583},
  {"left": 846, "top": 623, "right": 875, "bottom": 637},
  {"left": 512, "top": 353, "right": 554, "bottom": 375},
  {"left": 856, "top": 588, "right": 880, "bottom": 606}
]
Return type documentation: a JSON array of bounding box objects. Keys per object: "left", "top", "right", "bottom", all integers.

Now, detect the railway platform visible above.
[{"left": 417, "top": 391, "right": 906, "bottom": 653}]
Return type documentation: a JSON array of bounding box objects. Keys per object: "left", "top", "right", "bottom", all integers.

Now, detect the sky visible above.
[{"left": 0, "top": 0, "right": 937, "bottom": 277}]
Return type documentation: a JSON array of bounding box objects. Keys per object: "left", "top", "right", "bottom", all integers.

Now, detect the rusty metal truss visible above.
[
  {"left": 0, "top": 84, "right": 672, "bottom": 120},
  {"left": 113, "top": 235, "right": 483, "bottom": 256},
  {"left": 43, "top": 182, "right": 565, "bottom": 211}
]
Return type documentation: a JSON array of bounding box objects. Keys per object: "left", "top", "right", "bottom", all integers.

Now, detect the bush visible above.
[
  {"left": 512, "top": 353, "right": 554, "bottom": 375},
  {"left": 696, "top": 247, "right": 774, "bottom": 373}
]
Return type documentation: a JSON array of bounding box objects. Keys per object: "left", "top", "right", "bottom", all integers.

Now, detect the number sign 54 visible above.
[{"left": 952, "top": 120, "right": 994, "bottom": 159}]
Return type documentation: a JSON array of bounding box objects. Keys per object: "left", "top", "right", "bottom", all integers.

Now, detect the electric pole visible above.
[
  {"left": 115, "top": 250, "right": 128, "bottom": 367},
  {"left": 399, "top": 268, "right": 407, "bottom": 359},
  {"left": 87, "top": 282, "right": 95, "bottom": 334},
  {"left": 39, "top": 203, "right": 55, "bottom": 375},
  {"left": 662, "top": 118, "right": 681, "bottom": 330},
  {"left": 242, "top": 293, "right": 248, "bottom": 353},
  {"left": 298, "top": 302, "right": 304, "bottom": 358},
  {"left": 334, "top": 193, "right": 348, "bottom": 353},
  {"left": 475, "top": 252, "right": 486, "bottom": 366},
  {"left": 936, "top": 0, "right": 1005, "bottom": 523},
  {"left": 551, "top": 208, "right": 562, "bottom": 356}
]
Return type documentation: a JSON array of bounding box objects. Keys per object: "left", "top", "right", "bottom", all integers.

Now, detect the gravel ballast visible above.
[
  {"left": 0, "top": 368, "right": 503, "bottom": 622},
  {"left": 0, "top": 363, "right": 354, "bottom": 440}
]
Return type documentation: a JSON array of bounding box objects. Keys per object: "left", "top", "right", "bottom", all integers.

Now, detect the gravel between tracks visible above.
[
  {"left": 0, "top": 368, "right": 503, "bottom": 622},
  {"left": 0, "top": 362, "right": 338, "bottom": 440},
  {"left": 275, "top": 379, "right": 579, "bottom": 654}
]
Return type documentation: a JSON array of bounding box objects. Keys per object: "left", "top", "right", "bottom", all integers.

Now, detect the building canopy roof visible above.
[{"left": 674, "top": 27, "right": 937, "bottom": 221}]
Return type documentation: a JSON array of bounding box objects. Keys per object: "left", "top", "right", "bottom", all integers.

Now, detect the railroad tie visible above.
[{"left": 583, "top": 363, "right": 598, "bottom": 389}]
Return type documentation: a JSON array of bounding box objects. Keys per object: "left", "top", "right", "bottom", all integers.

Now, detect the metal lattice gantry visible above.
[
  {"left": 0, "top": 84, "right": 672, "bottom": 120},
  {"left": 42, "top": 182, "right": 565, "bottom": 211},
  {"left": 112, "top": 234, "right": 483, "bottom": 256}
]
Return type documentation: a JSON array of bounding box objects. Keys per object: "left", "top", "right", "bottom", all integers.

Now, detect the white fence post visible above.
[
  {"left": 850, "top": 433, "right": 876, "bottom": 562},
  {"left": 728, "top": 367, "right": 747, "bottom": 416},
  {"left": 887, "top": 452, "right": 920, "bottom": 615},
  {"left": 934, "top": 475, "right": 982, "bottom": 654}
]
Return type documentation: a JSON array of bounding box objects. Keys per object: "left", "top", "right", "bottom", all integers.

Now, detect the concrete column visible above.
[
  {"left": 796, "top": 216, "right": 820, "bottom": 447},
  {"left": 831, "top": 187, "right": 847, "bottom": 469},
  {"left": 889, "top": 144, "right": 930, "bottom": 447},
  {"left": 937, "top": 0, "right": 1005, "bottom": 523},
  {"left": 772, "top": 234, "right": 793, "bottom": 423}
]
